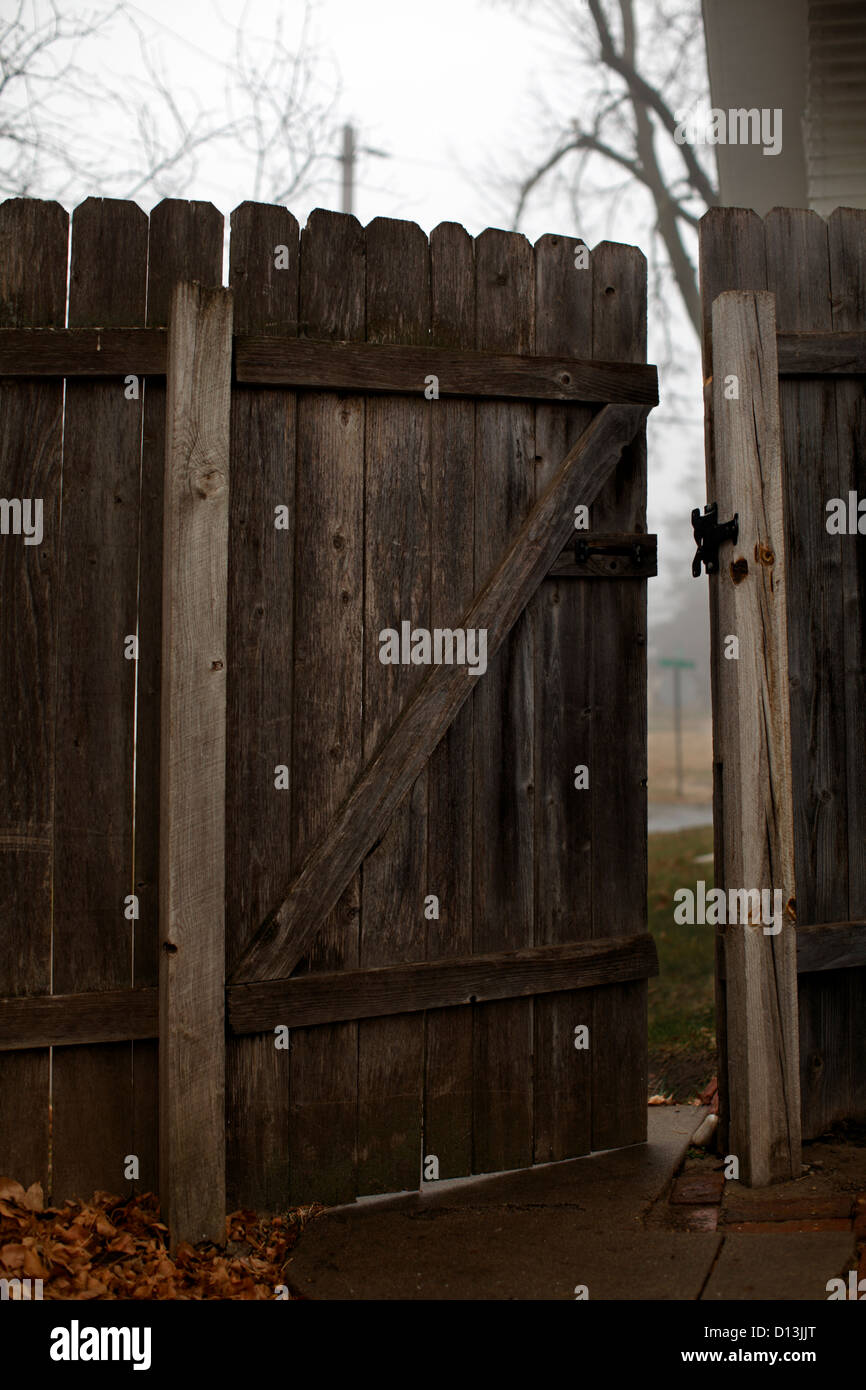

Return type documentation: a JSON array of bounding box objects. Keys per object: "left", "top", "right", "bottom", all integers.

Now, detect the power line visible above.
[{"left": 124, "top": 2, "right": 238, "bottom": 72}]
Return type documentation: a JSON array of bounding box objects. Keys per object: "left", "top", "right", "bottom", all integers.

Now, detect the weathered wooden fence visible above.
[
  {"left": 0, "top": 196, "right": 659, "bottom": 1244},
  {"left": 700, "top": 206, "right": 866, "bottom": 1178}
]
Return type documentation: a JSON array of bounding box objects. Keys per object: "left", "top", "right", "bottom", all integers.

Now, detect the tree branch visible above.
[
  {"left": 587, "top": 0, "right": 717, "bottom": 208},
  {"left": 617, "top": 0, "right": 701, "bottom": 336}
]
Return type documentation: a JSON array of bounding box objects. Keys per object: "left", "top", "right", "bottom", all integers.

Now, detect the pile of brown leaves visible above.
[{"left": 0, "top": 1177, "right": 321, "bottom": 1299}]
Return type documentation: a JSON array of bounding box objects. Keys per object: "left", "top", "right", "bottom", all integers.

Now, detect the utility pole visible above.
[
  {"left": 336, "top": 122, "right": 389, "bottom": 218},
  {"left": 659, "top": 656, "right": 695, "bottom": 799},
  {"left": 340, "top": 122, "right": 355, "bottom": 215}
]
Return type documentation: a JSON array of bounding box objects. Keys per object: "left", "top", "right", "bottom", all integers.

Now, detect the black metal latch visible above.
[{"left": 691, "top": 503, "right": 738, "bottom": 577}]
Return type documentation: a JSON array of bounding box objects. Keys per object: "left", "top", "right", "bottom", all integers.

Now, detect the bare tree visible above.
[
  {"left": 0, "top": 1, "right": 118, "bottom": 197},
  {"left": 0, "top": 0, "right": 342, "bottom": 207},
  {"left": 501, "top": 0, "right": 717, "bottom": 340},
  {"left": 219, "top": 1, "right": 341, "bottom": 205}
]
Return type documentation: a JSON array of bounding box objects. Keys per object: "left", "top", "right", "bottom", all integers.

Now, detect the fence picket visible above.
[
  {"left": 765, "top": 209, "right": 849, "bottom": 1138},
  {"left": 828, "top": 208, "right": 866, "bottom": 1121},
  {"left": 532, "top": 232, "right": 594, "bottom": 1160},
  {"left": 51, "top": 197, "right": 147, "bottom": 1200},
  {"left": 358, "top": 217, "right": 431, "bottom": 1195},
  {"left": 159, "top": 280, "right": 232, "bottom": 1245},
  {"left": 225, "top": 201, "right": 298, "bottom": 1210},
  {"left": 0, "top": 198, "right": 67, "bottom": 1190},
  {"left": 472, "top": 227, "right": 536, "bottom": 1175},
  {"left": 136, "top": 200, "right": 225, "bottom": 1195},
  {"left": 424, "top": 222, "right": 476, "bottom": 1178},
  {"left": 288, "top": 209, "right": 366, "bottom": 1206},
  {"left": 589, "top": 241, "right": 649, "bottom": 1151}
]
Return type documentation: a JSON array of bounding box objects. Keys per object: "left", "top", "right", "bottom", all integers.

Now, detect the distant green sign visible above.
[{"left": 659, "top": 657, "right": 695, "bottom": 669}]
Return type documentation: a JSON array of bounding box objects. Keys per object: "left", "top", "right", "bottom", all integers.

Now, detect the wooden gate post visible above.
[
  {"left": 710, "top": 289, "right": 801, "bottom": 1185},
  {"left": 160, "top": 281, "right": 233, "bottom": 1246}
]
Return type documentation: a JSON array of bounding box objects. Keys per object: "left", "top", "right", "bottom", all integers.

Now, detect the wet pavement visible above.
[{"left": 648, "top": 803, "right": 713, "bottom": 834}]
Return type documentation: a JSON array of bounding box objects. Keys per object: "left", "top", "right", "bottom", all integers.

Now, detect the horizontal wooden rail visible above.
[
  {"left": 0, "top": 987, "right": 158, "bottom": 1050},
  {"left": 227, "top": 933, "right": 658, "bottom": 1034},
  {"left": 777, "top": 330, "right": 866, "bottom": 375},
  {"left": 234, "top": 338, "right": 659, "bottom": 403},
  {"left": 0, "top": 327, "right": 167, "bottom": 375},
  {"left": 0, "top": 327, "right": 659, "bottom": 404},
  {"left": 4, "top": 327, "right": 865, "bottom": 391},
  {"left": 0, "top": 933, "right": 658, "bottom": 1050},
  {"left": 795, "top": 921, "right": 866, "bottom": 974},
  {"left": 548, "top": 531, "right": 657, "bottom": 579},
  {"left": 716, "top": 920, "right": 866, "bottom": 979},
  {"left": 10, "top": 917, "right": 857, "bottom": 1049}
]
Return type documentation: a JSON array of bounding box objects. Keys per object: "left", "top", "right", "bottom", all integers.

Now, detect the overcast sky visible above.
[{"left": 17, "top": 0, "right": 715, "bottom": 637}]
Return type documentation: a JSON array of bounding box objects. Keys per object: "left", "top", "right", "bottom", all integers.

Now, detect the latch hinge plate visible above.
[{"left": 691, "top": 503, "right": 738, "bottom": 577}]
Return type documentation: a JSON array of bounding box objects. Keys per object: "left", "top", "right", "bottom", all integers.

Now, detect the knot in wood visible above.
[
  {"left": 755, "top": 541, "right": 775, "bottom": 566},
  {"left": 730, "top": 556, "right": 749, "bottom": 584},
  {"left": 193, "top": 467, "right": 225, "bottom": 500}
]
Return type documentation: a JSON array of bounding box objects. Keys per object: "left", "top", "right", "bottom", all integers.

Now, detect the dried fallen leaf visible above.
[
  {"left": 22, "top": 1182, "right": 44, "bottom": 1212},
  {"left": 22, "top": 1247, "right": 47, "bottom": 1278},
  {"left": 107, "top": 1231, "right": 136, "bottom": 1255}
]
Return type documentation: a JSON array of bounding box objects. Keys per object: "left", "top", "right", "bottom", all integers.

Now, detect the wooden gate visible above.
[
  {"left": 700, "top": 206, "right": 866, "bottom": 1183},
  {"left": 0, "top": 196, "right": 658, "bottom": 1244}
]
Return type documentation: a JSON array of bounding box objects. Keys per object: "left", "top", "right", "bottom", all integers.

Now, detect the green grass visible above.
[{"left": 647, "top": 825, "right": 717, "bottom": 1097}]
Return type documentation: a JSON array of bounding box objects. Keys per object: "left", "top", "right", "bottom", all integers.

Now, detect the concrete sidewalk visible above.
[{"left": 286, "top": 1107, "right": 858, "bottom": 1300}]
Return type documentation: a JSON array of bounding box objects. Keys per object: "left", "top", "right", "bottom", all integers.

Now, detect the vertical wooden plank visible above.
[
  {"left": 0, "top": 198, "right": 66, "bottom": 1189},
  {"left": 698, "top": 207, "right": 768, "bottom": 1152},
  {"left": 225, "top": 202, "right": 297, "bottom": 1210},
  {"left": 358, "top": 217, "right": 430, "bottom": 1195},
  {"left": 424, "top": 222, "right": 476, "bottom": 1178},
  {"left": 766, "top": 209, "right": 848, "bottom": 1139},
  {"left": 159, "top": 281, "right": 231, "bottom": 1246},
  {"left": 472, "top": 228, "right": 535, "bottom": 1175},
  {"left": 589, "top": 241, "right": 648, "bottom": 1151},
  {"left": 51, "top": 198, "right": 147, "bottom": 1201},
  {"left": 137, "top": 200, "right": 224, "bottom": 1196},
  {"left": 532, "top": 233, "right": 593, "bottom": 1162},
  {"left": 711, "top": 289, "right": 801, "bottom": 1185},
  {"left": 828, "top": 206, "right": 866, "bottom": 1121},
  {"left": 289, "top": 209, "right": 366, "bottom": 1206}
]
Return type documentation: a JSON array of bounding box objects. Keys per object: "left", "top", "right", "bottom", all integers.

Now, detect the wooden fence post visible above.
[
  {"left": 160, "top": 281, "right": 232, "bottom": 1246},
  {"left": 711, "top": 289, "right": 801, "bottom": 1185}
]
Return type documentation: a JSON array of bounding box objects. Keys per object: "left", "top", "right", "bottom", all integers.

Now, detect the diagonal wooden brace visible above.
[{"left": 230, "top": 401, "right": 650, "bottom": 986}]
